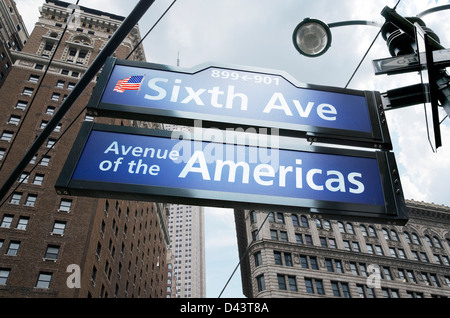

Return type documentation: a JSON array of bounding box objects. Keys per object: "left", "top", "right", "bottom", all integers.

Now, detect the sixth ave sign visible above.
[{"left": 87, "top": 58, "right": 392, "bottom": 149}]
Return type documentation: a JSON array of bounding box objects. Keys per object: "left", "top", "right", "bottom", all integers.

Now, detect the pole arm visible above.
[
  {"left": 0, "top": 0, "right": 156, "bottom": 202},
  {"left": 417, "top": 4, "right": 450, "bottom": 18},
  {"left": 328, "top": 20, "right": 382, "bottom": 28}
]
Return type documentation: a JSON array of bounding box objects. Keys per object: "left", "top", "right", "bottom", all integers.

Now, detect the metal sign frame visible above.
[
  {"left": 55, "top": 122, "right": 407, "bottom": 225},
  {"left": 87, "top": 57, "right": 392, "bottom": 150}
]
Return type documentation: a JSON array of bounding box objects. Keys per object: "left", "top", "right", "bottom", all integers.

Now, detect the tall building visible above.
[
  {"left": 235, "top": 200, "right": 450, "bottom": 298},
  {"left": 163, "top": 125, "right": 206, "bottom": 298},
  {"left": 166, "top": 204, "right": 206, "bottom": 298},
  {"left": 0, "top": 0, "right": 169, "bottom": 298},
  {"left": 0, "top": 0, "right": 29, "bottom": 87}
]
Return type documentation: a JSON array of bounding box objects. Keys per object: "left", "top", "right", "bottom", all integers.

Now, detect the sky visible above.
[{"left": 16, "top": 0, "right": 450, "bottom": 298}]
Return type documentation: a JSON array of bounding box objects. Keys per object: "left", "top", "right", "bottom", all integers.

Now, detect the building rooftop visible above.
[{"left": 45, "top": 0, "right": 125, "bottom": 22}]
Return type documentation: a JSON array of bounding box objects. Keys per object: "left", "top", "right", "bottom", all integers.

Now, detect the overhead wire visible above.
[
  {"left": 0, "top": 0, "right": 177, "bottom": 208},
  {"left": 344, "top": 0, "right": 402, "bottom": 88},
  {"left": 0, "top": 0, "right": 80, "bottom": 172},
  {"left": 218, "top": 211, "right": 271, "bottom": 298}
]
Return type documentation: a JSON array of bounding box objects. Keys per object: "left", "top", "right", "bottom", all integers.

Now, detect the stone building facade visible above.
[{"left": 235, "top": 200, "right": 450, "bottom": 298}]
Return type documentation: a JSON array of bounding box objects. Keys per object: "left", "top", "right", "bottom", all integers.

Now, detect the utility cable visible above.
[
  {"left": 0, "top": 0, "right": 177, "bottom": 207},
  {"left": 344, "top": 0, "right": 402, "bottom": 88},
  {"left": 218, "top": 211, "right": 270, "bottom": 298},
  {"left": 0, "top": 0, "right": 80, "bottom": 171},
  {"left": 126, "top": 0, "right": 177, "bottom": 60}
]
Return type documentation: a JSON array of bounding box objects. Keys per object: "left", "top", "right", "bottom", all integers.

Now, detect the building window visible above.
[
  {"left": 254, "top": 251, "right": 262, "bottom": 267},
  {"left": 270, "top": 230, "right": 278, "bottom": 241},
  {"left": 40, "top": 156, "right": 50, "bottom": 166},
  {"left": 51, "top": 93, "right": 60, "bottom": 101},
  {"left": 15, "top": 101, "right": 28, "bottom": 110},
  {"left": 6, "top": 241, "right": 20, "bottom": 256},
  {"left": 256, "top": 275, "right": 265, "bottom": 292},
  {"left": 56, "top": 80, "right": 65, "bottom": 88},
  {"left": 288, "top": 276, "right": 297, "bottom": 291},
  {"left": 1, "top": 215, "right": 13, "bottom": 228},
  {"left": 40, "top": 120, "right": 48, "bottom": 129},
  {"left": 305, "top": 278, "right": 325, "bottom": 295},
  {"left": 44, "top": 245, "right": 60, "bottom": 260},
  {"left": 46, "top": 106, "right": 55, "bottom": 115},
  {"left": 47, "top": 138, "right": 56, "bottom": 148},
  {"left": 8, "top": 115, "right": 21, "bottom": 126},
  {"left": 28, "top": 75, "right": 39, "bottom": 83},
  {"left": 9, "top": 192, "right": 22, "bottom": 205},
  {"left": 1, "top": 131, "right": 13, "bottom": 142},
  {"left": 59, "top": 199, "right": 72, "bottom": 212},
  {"left": 52, "top": 221, "right": 66, "bottom": 235},
  {"left": 35, "top": 272, "right": 52, "bottom": 289},
  {"left": 33, "top": 174, "right": 44, "bottom": 186},
  {"left": 300, "top": 215, "right": 309, "bottom": 227},
  {"left": 22, "top": 87, "right": 34, "bottom": 96},
  {"left": 0, "top": 269, "right": 10, "bottom": 285},
  {"left": 357, "top": 284, "right": 376, "bottom": 298},
  {"left": 16, "top": 217, "right": 29, "bottom": 230},
  {"left": 291, "top": 214, "right": 299, "bottom": 226},
  {"left": 25, "top": 194, "right": 37, "bottom": 207},
  {"left": 277, "top": 274, "right": 287, "bottom": 290}
]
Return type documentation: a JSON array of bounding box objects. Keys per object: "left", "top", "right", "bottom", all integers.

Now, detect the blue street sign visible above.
[
  {"left": 56, "top": 123, "right": 407, "bottom": 225},
  {"left": 87, "top": 58, "right": 392, "bottom": 149}
]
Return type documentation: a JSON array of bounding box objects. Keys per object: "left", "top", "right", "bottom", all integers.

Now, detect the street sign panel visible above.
[
  {"left": 55, "top": 123, "right": 408, "bottom": 225},
  {"left": 87, "top": 57, "right": 392, "bottom": 150},
  {"left": 373, "top": 49, "right": 450, "bottom": 75}
]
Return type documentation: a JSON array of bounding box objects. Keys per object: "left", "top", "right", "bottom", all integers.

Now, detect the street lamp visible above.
[
  {"left": 292, "top": 18, "right": 381, "bottom": 57},
  {"left": 292, "top": 18, "right": 332, "bottom": 57}
]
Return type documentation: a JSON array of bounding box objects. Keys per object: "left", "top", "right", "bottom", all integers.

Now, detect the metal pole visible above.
[{"left": 0, "top": 0, "right": 156, "bottom": 202}]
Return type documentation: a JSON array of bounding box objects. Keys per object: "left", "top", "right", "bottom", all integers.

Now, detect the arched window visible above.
[
  {"left": 291, "top": 214, "right": 299, "bottom": 227},
  {"left": 412, "top": 233, "right": 421, "bottom": 245},
  {"left": 433, "top": 236, "right": 443, "bottom": 248},
  {"left": 315, "top": 219, "right": 322, "bottom": 229},
  {"left": 338, "top": 222, "right": 345, "bottom": 233},
  {"left": 301, "top": 215, "right": 309, "bottom": 228},
  {"left": 390, "top": 230, "right": 399, "bottom": 241},
  {"left": 382, "top": 228, "right": 390, "bottom": 240},
  {"left": 404, "top": 232, "right": 411, "bottom": 244},
  {"left": 368, "top": 226, "right": 377, "bottom": 238},
  {"left": 346, "top": 223, "right": 355, "bottom": 235},
  {"left": 360, "top": 225, "right": 368, "bottom": 236},
  {"left": 323, "top": 220, "right": 331, "bottom": 231},
  {"left": 425, "top": 235, "right": 433, "bottom": 248}
]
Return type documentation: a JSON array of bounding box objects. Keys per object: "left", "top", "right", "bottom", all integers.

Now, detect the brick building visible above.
[
  {"left": 0, "top": 0, "right": 28, "bottom": 87},
  {"left": 235, "top": 200, "right": 450, "bottom": 298},
  {"left": 0, "top": 0, "right": 169, "bottom": 298}
]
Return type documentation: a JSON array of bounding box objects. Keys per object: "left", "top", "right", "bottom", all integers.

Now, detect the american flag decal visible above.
[{"left": 113, "top": 75, "right": 145, "bottom": 93}]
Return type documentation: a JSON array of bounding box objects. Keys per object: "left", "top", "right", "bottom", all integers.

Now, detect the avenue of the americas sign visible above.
[
  {"left": 86, "top": 58, "right": 392, "bottom": 150},
  {"left": 55, "top": 123, "right": 408, "bottom": 225}
]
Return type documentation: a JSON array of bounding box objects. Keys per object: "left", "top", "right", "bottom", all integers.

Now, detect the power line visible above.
[
  {"left": 0, "top": 0, "right": 157, "bottom": 203},
  {"left": 0, "top": 0, "right": 178, "bottom": 206},
  {"left": 0, "top": 0, "right": 80, "bottom": 171},
  {"left": 218, "top": 211, "right": 270, "bottom": 298},
  {"left": 345, "top": 0, "right": 402, "bottom": 88}
]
